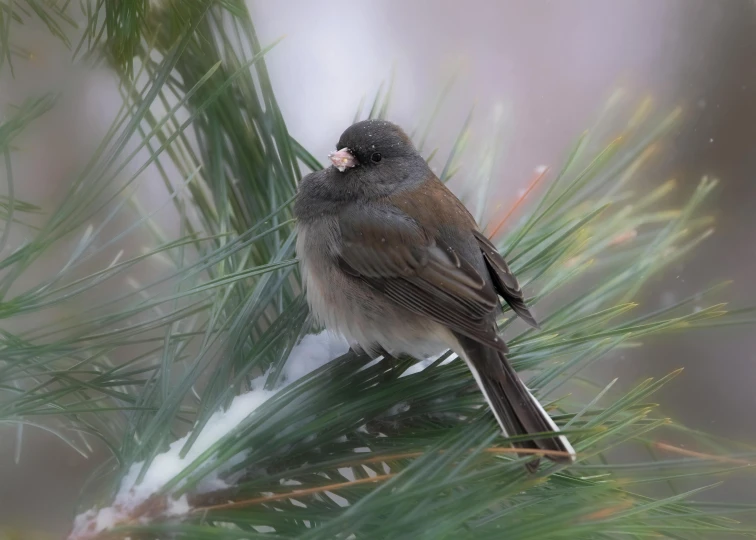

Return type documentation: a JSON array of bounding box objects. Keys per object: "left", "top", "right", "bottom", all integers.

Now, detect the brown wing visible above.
[
  {"left": 473, "top": 230, "right": 540, "bottom": 329},
  {"left": 337, "top": 204, "right": 507, "bottom": 351}
]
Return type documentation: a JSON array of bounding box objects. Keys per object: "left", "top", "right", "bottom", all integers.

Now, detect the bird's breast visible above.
[{"left": 295, "top": 217, "right": 450, "bottom": 359}]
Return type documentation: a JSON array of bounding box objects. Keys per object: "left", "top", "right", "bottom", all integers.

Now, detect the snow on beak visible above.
[{"left": 328, "top": 148, "right": 357, "bottom": 172}]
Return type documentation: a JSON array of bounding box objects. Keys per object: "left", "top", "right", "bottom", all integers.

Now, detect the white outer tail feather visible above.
[
  {"left": 460, "top": 351, "right": 576, "bottom": 462},
  {"left": 523, "top": 386, "right": 576, "bottom": 460}
]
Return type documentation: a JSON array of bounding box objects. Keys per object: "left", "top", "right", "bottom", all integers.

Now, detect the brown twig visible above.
[
  {"left": 580, "top": 500, "right": 633, "bottom": 522},
  {"left": 487, "top": 166, "right": 549, "bottom": 240},
  {"left": 71, "top": 446, "right": 580, "bottom": 538},
  {"left": 194, "top": 473, "right": 396, "bottom": 513},
  {"left": 654, "top": 442, "right": 753, "bottom": 466},
  {"left": 348, "top": 446, "right": 576, "bottom": 467},
  {"left": 192, "top": 446, "right": 577, "bottom": 514}
]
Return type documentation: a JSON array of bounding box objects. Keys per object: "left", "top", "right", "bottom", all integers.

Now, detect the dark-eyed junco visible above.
[{"left": 294, "top": 119, "right": 575, "bottom": 469}]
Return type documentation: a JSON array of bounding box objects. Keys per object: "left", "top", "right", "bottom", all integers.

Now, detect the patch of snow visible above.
[
  {"left": 385, "top": 402, "right": 410, "bottom": 416},
  {"left": 281, "top": 478, "right": 303, "bottom": 486},
  {"left": 69, "top": 390, "right": 274, "bottom": 539},
  {"left": 325, "top": 490, "right": 350, "bottom": 507},
  {"left": 357, "top": 355, "right": 385, "bottom": 372},
  {"left": 117, "top": 389, "right": 276, "bottom": 507},
  {"left": 284, "top": 331, "right": 350, "bottom": 383},
  {"left": 400, "top": 350, "right": 458, "bottom": 377},
  {"left": 166, "top": 495, "right": 191, "bottom": 516},
  {"left": 70, "top": 331, "right": 351, "bottom": 539},
  {"left": 339, "top": 467, "right": 356, "bottom": 481}
]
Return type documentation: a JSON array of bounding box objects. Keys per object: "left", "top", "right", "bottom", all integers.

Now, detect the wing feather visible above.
[
  {"left": 338, "top": 205, "right": 506, "bottom": 351},
  {"left": 473, "top": 230, "right": 540, "bottom": 329}
]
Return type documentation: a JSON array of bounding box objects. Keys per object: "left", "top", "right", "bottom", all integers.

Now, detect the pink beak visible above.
[{"left": 328, "top": 148, "right": 358, "bottom": 172}]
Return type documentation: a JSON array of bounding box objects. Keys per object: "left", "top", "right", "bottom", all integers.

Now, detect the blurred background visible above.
[{"left": 2, "top": 0, "right": 756, "bottom": 535}]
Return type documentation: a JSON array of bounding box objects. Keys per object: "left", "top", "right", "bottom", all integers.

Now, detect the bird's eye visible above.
[{"left": 371, "top": 152, "right": 382, "bottom": 162}]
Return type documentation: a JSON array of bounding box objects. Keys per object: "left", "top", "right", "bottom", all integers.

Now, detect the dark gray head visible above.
[
  {"left": 331, "top": 119, "right": 419, "bottom": 170},
  {"left": 295, "top": 120, "right": 430, "bottom": 221},
  {"left": 331, "top": 119, "right": 432, "bottom": 191}
]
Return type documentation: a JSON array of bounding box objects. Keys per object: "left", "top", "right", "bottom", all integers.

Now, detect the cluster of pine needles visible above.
[{"left": 1, "top": 1, "right": 755, "bottom": 538}]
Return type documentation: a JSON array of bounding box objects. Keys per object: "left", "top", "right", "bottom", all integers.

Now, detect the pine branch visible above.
[{"left": 0, "top": 2, "right": 754, "bottom": 539}]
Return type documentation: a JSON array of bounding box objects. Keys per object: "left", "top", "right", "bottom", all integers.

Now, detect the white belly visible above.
[{"left": 296, "top": 220, "right": 452, "bottom": 359}]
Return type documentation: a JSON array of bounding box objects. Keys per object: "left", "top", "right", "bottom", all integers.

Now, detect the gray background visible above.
[{"left": 1, "top": 0, "right": 755, "bottom": 535}]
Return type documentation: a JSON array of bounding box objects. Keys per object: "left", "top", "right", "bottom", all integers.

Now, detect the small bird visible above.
[{"left": 294, "top": 119, "right": 575, "bottom": 469}]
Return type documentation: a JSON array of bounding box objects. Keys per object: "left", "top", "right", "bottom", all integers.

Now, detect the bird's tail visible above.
[{"left": 454, "top": 334, "right": 575, "bottom": 471}]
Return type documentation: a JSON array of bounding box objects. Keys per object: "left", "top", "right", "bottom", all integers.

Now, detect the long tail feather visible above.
[{"left": 454, "top": 333, "right": 575, "bottom": 471}]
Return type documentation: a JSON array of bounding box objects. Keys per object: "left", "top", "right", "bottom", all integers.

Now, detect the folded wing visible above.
[{"left": 337, "top": 204, "right": 506, "bottom": 351}]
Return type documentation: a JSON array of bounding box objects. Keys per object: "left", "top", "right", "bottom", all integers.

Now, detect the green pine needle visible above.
[{"left": 1, "top": 2, "right": 754, "bottom": 539}]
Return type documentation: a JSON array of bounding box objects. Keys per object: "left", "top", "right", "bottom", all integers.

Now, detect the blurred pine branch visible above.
[{"left": 0, "top": 1, "right": 755, "bottom": 539}]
